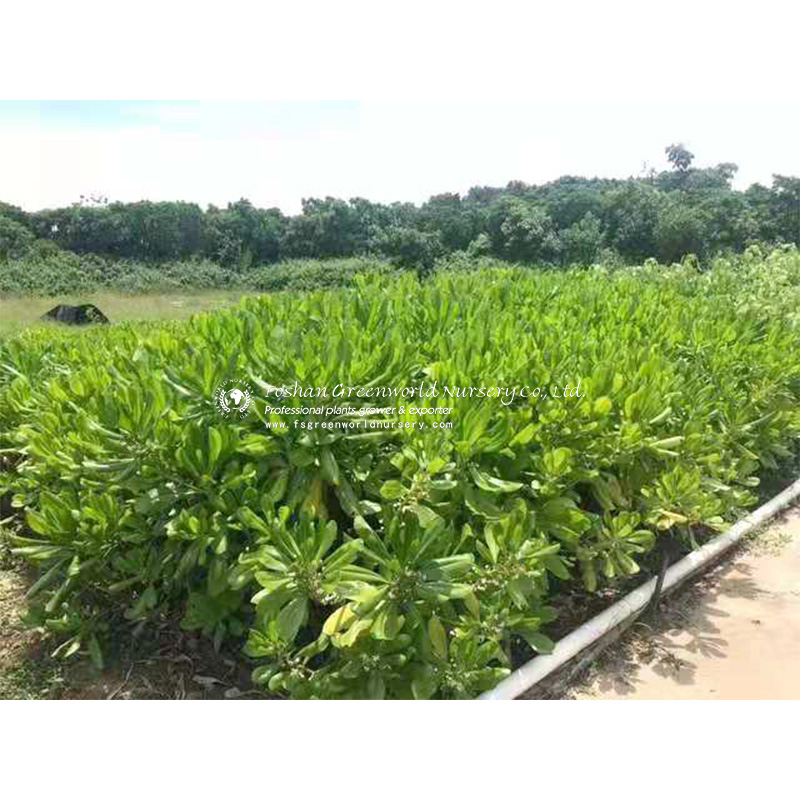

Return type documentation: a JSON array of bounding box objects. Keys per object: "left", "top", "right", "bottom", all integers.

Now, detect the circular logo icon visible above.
[{"left": 214, "top": 378, "right": 253, "bottom": 419}]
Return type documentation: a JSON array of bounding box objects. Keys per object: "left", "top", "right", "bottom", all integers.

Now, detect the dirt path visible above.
[{"left": 571, "top": 508, "right": 800, "bottom": 700}]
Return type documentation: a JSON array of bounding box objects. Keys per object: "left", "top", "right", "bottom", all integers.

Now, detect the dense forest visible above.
[{"left": 1, "top": 145, "right": 798, "bottom": 276}]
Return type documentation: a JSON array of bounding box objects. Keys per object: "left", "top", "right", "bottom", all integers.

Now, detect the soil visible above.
[{"left": 0, "top": 548, "right": 259, "bottom": 700}]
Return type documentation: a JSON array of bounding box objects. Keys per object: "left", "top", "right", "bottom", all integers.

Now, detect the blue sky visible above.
[
  {"left": 0, "top": 101, "right": 361, "bottom": 135},
  {"left": 2, "top": 101, "right": 798, "bottom": 213}
]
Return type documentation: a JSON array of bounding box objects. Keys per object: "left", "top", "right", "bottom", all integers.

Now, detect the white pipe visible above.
[{"left": 479, "top": 476, "right": 800, "bottom": 700}]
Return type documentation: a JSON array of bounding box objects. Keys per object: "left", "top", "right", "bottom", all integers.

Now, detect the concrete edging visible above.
[{"left": 478, "top": 477, "right": 800, "bottom": 700}]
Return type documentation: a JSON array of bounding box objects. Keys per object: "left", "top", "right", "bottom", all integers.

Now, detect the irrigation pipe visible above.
[{"left": 479, "top": 475, "right": 800, "bottom": 700}]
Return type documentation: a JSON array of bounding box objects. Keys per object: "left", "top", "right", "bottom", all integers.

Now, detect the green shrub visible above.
[
  {"left": 0, "top": 216, "right": 35, "bottom": 261},
  {"left": 0, "top": 253, "right": 394, "bottom": 296},
  {"left": 2, "top": 247, "right": 800, "bottom": 698},
  {"left": 247, "top": 257, "right": 397, "bottom": 292}
]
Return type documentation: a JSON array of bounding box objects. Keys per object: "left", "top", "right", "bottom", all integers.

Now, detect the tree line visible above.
[{"left": 1, "top": 145, "right": 798, "bottom": 269}]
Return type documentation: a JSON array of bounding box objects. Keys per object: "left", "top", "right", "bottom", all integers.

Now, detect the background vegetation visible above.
[{"left": 1, "top": 144, "right": 797, "bottom": 296}]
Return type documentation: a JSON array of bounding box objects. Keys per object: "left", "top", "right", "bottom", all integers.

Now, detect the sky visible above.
[{"left": 2, "top": 100, "right": 799, "bottom": 214}]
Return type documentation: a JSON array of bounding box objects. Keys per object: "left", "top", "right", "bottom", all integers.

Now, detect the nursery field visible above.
[{"left": 1, "top": 246, "right": 800, "bottom": 699}]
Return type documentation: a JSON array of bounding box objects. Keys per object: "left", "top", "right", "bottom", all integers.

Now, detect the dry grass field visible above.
[{"left": 0, "top": 290, "right": 249, "bottom": 335}]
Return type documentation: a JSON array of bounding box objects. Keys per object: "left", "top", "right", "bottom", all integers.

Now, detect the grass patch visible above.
[{"left": 0, "top": 290, "right": 249, "bottom": 335}]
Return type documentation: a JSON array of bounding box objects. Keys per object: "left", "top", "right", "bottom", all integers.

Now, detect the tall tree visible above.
[{"left": 665, "top": 143, "right": 695, "bottom": 172}]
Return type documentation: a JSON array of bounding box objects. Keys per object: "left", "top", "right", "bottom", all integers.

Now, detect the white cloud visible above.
[{"left": 1, "top": 100, "right": 797, "bottom": 214}]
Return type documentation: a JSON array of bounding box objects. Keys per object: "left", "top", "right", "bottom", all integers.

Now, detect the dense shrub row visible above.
[
  {"left": 0, "top": 251, "right": 396, "bottom": 296},
  {"left": 1, "top": 247, "right": 800, "bottom": 698}
]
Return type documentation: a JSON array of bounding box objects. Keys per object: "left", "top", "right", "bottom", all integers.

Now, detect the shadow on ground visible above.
[
  {"left": 587, "top": 558, "right": 761, "bottom": 696},
  {"left": 0, "top": 551, "right": 260, "bottom": 700},
  {"left": 561, "top": 510, "right": 799, "bottom": 700}
]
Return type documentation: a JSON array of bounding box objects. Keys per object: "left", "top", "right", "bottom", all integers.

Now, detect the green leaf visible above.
[
  {"left": 463, "top": 591, "right": 481, "bottom": 619},
  {"left": 428, "top": 617, "right": 448, "bottom": 660},
  {"left": 543, "top": 554, "right": 570, "bottom": 580},
  {"left": 412, "top": 665, "right": 438, "bottom": 700},
  {"left": 510, "top": 423, "right": 536, "bottom": 446},
  {"left": 88, "top": 635, "right": 105, "bottom": 670},
  {"left": 543, "top": 447, "right": 572, "bottom": 476},
  {"left": 484, "top": 528, "right": 500, "bottom": 564},
  {"left": 580, "top": 560, "right": 597, "bottom": 592},
  {"left": 277, "top": 597, "right": 308, "bottom": 641},
  {"left": 380, "top": 480, "right": 405, "bottom": 500},
  {"left": 470, "top": 466, "right": 522, "bottom": 494},
  {"left": 372, "top": 607, "right": 404, "bottom": 640},
  {"left": 368, "top": 673, "right": 386, "bottom": 700},
  {"left": 208, "top": 427, "right": 223, "bottom": 468},
  {"left": 410, "top": 503, "right": 441, "bottom": 530},
  {"left": 237, "top": 507, "right": 271, "bottom": 537},
  {"left": 594, "top": 396, "right": 612, "bottom": 415},
  {"left": 24, "top": 558, "right": 68, "bottom": 599},
  {"left": 320, "top": 447, "right": 340, "bottom": 486},
  {"left": 520, "top": 631, "right": 554, "bottom": 654},
  {"left": 323, "top": 604, "right": 355, "bottom": 636},
  {"left": 238, "top": 435, "right": 279, "bottom": 457},
  {"left": 353, "top": 585, "right": 389, "bottom": 617}
]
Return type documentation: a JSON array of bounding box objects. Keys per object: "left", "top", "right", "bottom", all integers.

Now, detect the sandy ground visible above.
[{"left": 571, "top": 508, "right": 800, "bottom": 700}]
